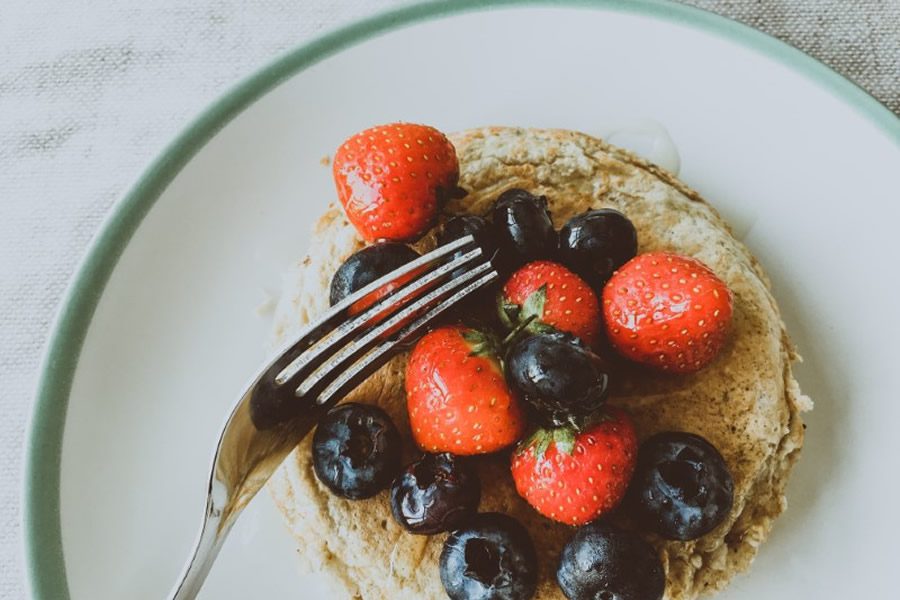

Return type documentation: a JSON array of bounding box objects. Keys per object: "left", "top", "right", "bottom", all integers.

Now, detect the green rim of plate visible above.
[{"left": 24, "top": 0, "right": 899, "bottom": 597}]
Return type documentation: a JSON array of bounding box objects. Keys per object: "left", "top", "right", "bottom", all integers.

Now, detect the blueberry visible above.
[
  {"left": 437, "top": 214, "right": 500, "bottom": 279},
  {"left": 559, "top": 209, "right": 637, "bottom": 289},
  {"left": 440, "top": 513, "right": 538, "bottom": 600},
  {"left": 505, "top": 331, "right": 609, "bottom": 428},
  {"left": 492, "top": 189, "right": 557, "bottom": 268},
  {"left": 437, "top": 215, "right": 497, "bottom": 260},
  {"left": 390, "top": 453, "right": 481, "bottom": 535},
  {"left": 627, "top": 432, "right": 734, "bottom": 541},
  {"left": 330, "top": 242, "right": 420, "bottom": 306},
  {"left": 434, "top": 215, "right": 507, "bottom": 327},
  {"left": 557, "top": 522, "right": 664, "bottom": 600},
  {"left": 312, "top": 403, "right": 402, "bottom": 500}
]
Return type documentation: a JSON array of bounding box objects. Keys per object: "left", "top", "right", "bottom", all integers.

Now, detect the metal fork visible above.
[{"left": 168, "top": 235, "right": 497, "bottom": 599}]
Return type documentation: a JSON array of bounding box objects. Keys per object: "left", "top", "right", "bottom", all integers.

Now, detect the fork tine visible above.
[
  {"left": 250, "top": 235, "right": 481, "bottom": 429},
  {"left": 274, "top": 245, "right": 486, "bottom": 388},
  {"left": 265, "top": 235, "right": 476, "bottom": 376},
  {"left": 314, "top": 269, "right": 499, "bottom": 408},
  {"left": 294, "top": 258, "right": 495, "bottom": 400}
]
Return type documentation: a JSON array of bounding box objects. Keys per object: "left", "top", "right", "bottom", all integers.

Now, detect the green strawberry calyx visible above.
[
  {"left": 498, "top": 285, "right": 557, "bottom": 337},
  {"left": 517, "top": 412, "right": 615, "bottom": 460},
  {"left": 461, "top": 328, "right": 502, "bottom": 359},
  {"left": 518, "top": 427, "right": 576, "bottom": 460}
]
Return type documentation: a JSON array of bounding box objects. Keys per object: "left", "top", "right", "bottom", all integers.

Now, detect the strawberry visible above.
[
  {"left": 499, "top": 260, "right": 601, "bottom": 347},
  {"left": 406, "top": 325, "right": 526, "bottom": 455},
  {"left": 511, "top": 407, "right": 637, "bottom": 526},
  {"left": 332, "top": 123, "right": 460, "bottom": 243},
  {"left": 602, "top": 252, "right": 733, "bottom": 373}
]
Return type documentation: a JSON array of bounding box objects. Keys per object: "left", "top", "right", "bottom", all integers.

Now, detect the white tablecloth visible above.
[{"left": 1, "top": 1, "right": 896, "bottom": 597}]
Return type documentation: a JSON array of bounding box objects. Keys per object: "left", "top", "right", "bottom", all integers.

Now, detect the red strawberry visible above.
[
  {"left": 602, "top": 252, "right": 733, "bottom": 373},
  {"left": 333, "top": 123, "right": 460, "bottom": 243},
  {"left": 511, "top": 407, "right": 637, "bottom": 526},
  {"left": 499, "top": 260, "right": 601, "bottom": 347},
  {"left": 406, "top": 325, "right": 526, "bottom": 455}
]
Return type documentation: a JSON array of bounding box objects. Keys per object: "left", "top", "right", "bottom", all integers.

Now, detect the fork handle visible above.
[{"left": 168, "top": 488, "right": 231, "bottom": 600}]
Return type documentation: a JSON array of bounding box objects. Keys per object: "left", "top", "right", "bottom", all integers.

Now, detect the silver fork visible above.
[{"left": 168, "top": 235, "right": 497, "bottom": 599}]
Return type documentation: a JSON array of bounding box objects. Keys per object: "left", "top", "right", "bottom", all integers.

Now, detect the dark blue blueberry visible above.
[
  {"left": 436, "top": 215, "right": 505, "bottom": 325},
  {"left": 491, "top": 189, "right": 557, "bottom": 268},
  {"left": 390, "top": 453, "right": 480, "bottom": 535},
  {"left": 329, "top": 242, "right": 420, "bottom": 306},
  {"left": 627, "top": 432, "right": 734, "bottom": 541},
  {"left": 440, "top": 513, "right": 538, "bottom": 600},
  {"left": 437, "top": 215, "right": 496, "bottom": 260},
  {"left": 557, "top": 522, "right": 664, "bottom": 600},
  {"left": 505, "top": 331, "right": 608, "bottom": 428},
  {"left": 437, "top": 214, "right": 499, "bottom": 280},
  {"left": 312, "top": 403, "right": 401, "bottom": 500},
  {"left": 559, "top": 209, "right": 637, "bottom": 289}
]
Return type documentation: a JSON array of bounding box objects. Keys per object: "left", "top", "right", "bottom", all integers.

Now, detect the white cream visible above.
[{"left": 596, "top": 118, "right": 682, "bottom": 175}]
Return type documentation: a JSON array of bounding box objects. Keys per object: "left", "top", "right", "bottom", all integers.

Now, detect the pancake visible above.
[{"left": 267, "top": 127, "right": 812, "bottom": 599}]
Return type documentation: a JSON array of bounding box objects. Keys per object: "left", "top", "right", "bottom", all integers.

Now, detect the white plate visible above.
[{"left": 25, "top": 2, "right": 900, "bottom": 599}]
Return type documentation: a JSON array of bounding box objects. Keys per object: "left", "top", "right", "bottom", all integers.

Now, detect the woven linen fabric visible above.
[
  {"left": 1, "top": 1, "right": 896, "bottom": 598},
  {"left": 684, "top": 0, "right": 900, "bottom": 115}
]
